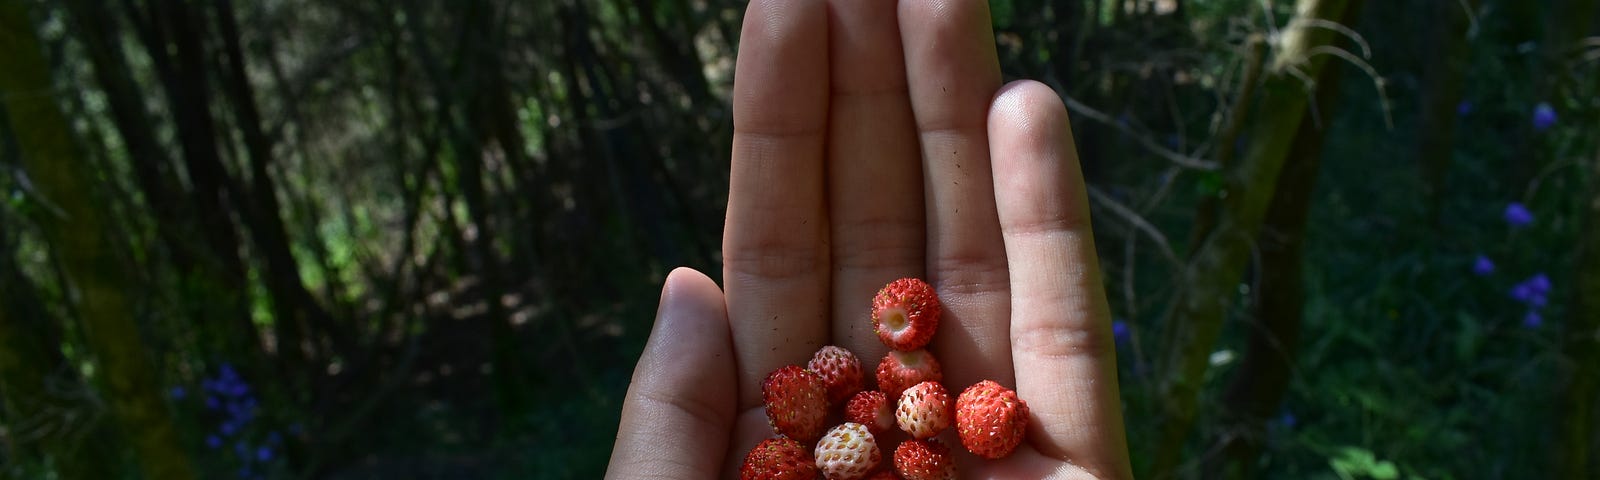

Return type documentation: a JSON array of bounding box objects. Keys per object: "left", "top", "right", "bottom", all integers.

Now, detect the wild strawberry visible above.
[
  {"left": 845, "top": 390, "right": 895, "bottom": 435},
  {"left": 763, "top": 365, "right": 829, "bottom": 443},
  {"left": 895, "top": 381, "right": 951, "bottom": 439},
  {"left": 741, "top": 437, "right": 819, "bottom": 480},
  {"left": 955, "top": 380, "right": 1030, "bottom": 459},
  {"left": 814, "top": 422, "right": 881, "bottom": 480},
  {"left": 872, "top": 278, "right": 942, "bottom": 351},
  {"left": 893, "top": 439, "right": 956, "bottom": 480},
  {"left": 876, "top": 349, "right": 943, "bottom": 400},
  {"left": 808, "top": 345, "right": 864, "bottom": 404}
]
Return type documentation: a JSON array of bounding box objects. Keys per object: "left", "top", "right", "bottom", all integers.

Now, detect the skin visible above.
[{"left": 606, "top": 1, "right": 1133, "bottom": 478}]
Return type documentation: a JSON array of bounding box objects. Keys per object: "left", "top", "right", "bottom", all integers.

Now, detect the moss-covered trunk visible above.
[
  {"left": 0, "top": 1, "right": 195, "bottom": 478},
  {"left": 1149, "top": 0, "right": 1359, "bottom": 476},
  {"left": 1559, "top": 144, "right": 1600, "bottom": 478}
]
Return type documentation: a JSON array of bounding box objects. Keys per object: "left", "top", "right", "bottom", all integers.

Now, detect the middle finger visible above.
[
  {"left": 900, "top": 0, "right": 1013, "bottom": 389},
  {"left": 825, "top": 0, "right": 926, "bottom": 366}
]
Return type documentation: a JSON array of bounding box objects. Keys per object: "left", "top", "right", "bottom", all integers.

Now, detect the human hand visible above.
[{"left": 606, "top": 0, "right": 1132, "bottom": 478}]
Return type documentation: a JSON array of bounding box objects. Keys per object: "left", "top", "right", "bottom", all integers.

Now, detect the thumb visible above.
[{"left": 606, "top": 267, "right": 738, "bottom": 479}]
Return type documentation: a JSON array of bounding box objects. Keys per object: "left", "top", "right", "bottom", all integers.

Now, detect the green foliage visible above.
[{"left": 1, "top": 0, "right": 1596, "bottom": 478}]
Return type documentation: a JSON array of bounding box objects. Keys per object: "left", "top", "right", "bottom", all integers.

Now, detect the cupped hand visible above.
[{"left": 606, "top": 0, "right": 1132, "bottom": 478}]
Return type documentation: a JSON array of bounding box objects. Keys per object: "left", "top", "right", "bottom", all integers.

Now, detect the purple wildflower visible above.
[
  {"left": 257, "top": 446, "right": 273, "bottom": 462},
  {"left": 1522, "top": 310, "right": 1543, "bottom": 328},
  {"left": 1511, "top": 273, "right": 1552, "bottom": 305},
  {"left": 1503, "top": 203, "right": 1534, "bottom": 228},
  {"left": 1457, "top": 100, "right": 1473, "bottom": 116},
  {"left": 1529, "top": 273, "right": 1551, "bottom": 292},
  {"left": 1112, "top": 320, "right": 1130, "bottom": 345},
  {"left": 1472, "top": 255, "right": 1495, "bottom": 276},
  {"left": 1532, "top": 102, "right": 1557, "bottom": 131},
  {"left": 169, "top": 386, "right": 187, "bottom": 400},
  {"left": 205, "top": 435, "right": 222, "bottom": 449}
]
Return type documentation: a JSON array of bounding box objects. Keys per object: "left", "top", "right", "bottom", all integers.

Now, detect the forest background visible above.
[{"left": 1, "top": 0, "right": 1598, "bottom": 478}]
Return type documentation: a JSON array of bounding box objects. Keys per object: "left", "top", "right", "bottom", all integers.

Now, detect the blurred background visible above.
[{"left": 0, "top": 0, "right": 1597, "bottom": 478}]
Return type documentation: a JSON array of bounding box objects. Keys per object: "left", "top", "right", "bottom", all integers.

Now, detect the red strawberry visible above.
[
  {"left": 808, "top": 345, "right": 864, "bottom": 404},
  {"left": 815, "top": 422, "right": 881, "bottom": 480},
  {"left": 741, "top": 437, "right": 819, "bottom": 480},
  {"left": 763, "top": 365, "right": 829, "bottom": 443},
  {"left": 876, "top": 349, "right": 943, "bottom": 400},
  {"left": 845, "top": 390, "right": 895, "bottom": 435},
  {"left": 955, "top": 380, "right": 1030, "bottom": 459},
  {"left": 893, "top": 439, "right": 956, "bottom": 480},
  {"left": 895, "top": 381, "right": 951, "bottom": 440},
  {"left": 872, "top": 278, "right": 941, "bottom": 351}
]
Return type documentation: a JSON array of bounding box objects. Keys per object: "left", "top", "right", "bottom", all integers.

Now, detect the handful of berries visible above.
[{"left": 740, "top": 278, "right": 1031, "bottom": 480}]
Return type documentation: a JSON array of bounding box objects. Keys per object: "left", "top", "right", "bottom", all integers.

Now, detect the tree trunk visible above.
[
  {"left": 0, "top": 187, "right": 117, "bottom": 480},
  {"left": 213, "top": 0, "right": 344, "bottom": 367},
  {"left": 1558, "top": 144, "right": 1600, "bottom": 479},
  {"left": 0, "top": 2, "right": 195, "bottom": 477},
  {"left": 1416, "top": 0, "right": 1475, "bottom": 225},
  {"left": 1209, "top": 6, "right": 1361, "bottom": 471},
  {"left": 1149, "top": 1, "right": 1359, "bottom": 477}
]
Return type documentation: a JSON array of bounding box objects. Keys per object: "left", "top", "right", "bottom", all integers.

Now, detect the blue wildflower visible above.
[
  {"left": 1532, "top": 102, "right": 1557, "bottom": 131},
  {"left": 1279, "top": 411, "right": 1296, "bottom": 429},
  {"left": 1112, "top": 320, "right": 1130, "bottom": 345},
  {"left": 206, "top": 435, "right": 222, "bottom": 449},
  {"left": 1457, "top": 100, "right": 1473, "bottom": 116},
  {"left": 1529, "top": 273, "right": 1551, "bottom": 292},
  {"left": 217, "top": 364, "right": 239, "bottom": 384},
  {"left": 205, "top": 395, "right": 220, "bottom": 410},
  {"left": 1472, "top": 255, "right": 1495, "bottom": 276},
  {"left": 1523, "top": 310, "right": 1543, "bottom": 328},
  {"left": 220, "top": 420, "right": 240, "bottom": 437},
  {"left": 1511, "top": 283, "right": 1534, "bottom": 303},
  {"left": 256, "top": 446, "right": 273, "bottom": 462},
  {"left": 1503, "top": 203, "right": 1534, "bottom": 228},
  {"left": 169, "top": 386, "right": 187, "bottom": 400}
]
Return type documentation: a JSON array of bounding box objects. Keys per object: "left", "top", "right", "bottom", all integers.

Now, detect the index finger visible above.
[
  {"left": 724, "top": 0, "right": 832, "bottom": 410},
  {"left": 990, "top": 81, "right": 1132, "bottom": 479}
]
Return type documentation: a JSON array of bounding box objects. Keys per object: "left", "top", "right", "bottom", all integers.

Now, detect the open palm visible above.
[{"left": 608, "top": 0, "right": 1132, "bottom": 478}]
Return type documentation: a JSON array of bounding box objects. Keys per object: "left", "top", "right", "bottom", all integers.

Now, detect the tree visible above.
[
  {"left": 1150, "top": 0, "right": 1363, "bottom": 476},
  {"left": 0, "top": 1, "right": 195, "bottom": 477}
]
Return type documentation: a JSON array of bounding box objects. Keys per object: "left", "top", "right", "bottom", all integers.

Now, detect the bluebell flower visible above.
[
  {"left": 1511, "top": 273, "right": 1552, "bottom": 305},
  {"left": 256, "top": 446, "right": 273, "bottom": 462},
  {"left": 1278, "top": 411, "right": 1296, "bottom": 429},
  {"left": 1112, "top": 320, "right": 1130, "bottom": 345},
  {"left": 1472, "top": 255, "right": 1495, "bottom": 276},
  {"left": 206, "top": 435, "right": 222, "bottom": 449},
  {"left": 1504, "top": 203, "right": 1534, "bottom": 228},
  {"left": 1523, "top": 310, "right": 1543, "bottom": 328},
  {"left": 1511, "top": 283, "right": 1534, "bottom": 303},
  {"left": 170, "top": 386, "right": 187, "bottom": 400},
  {"left": 1532, "top": 102, "right": 1557, "bottom": 131},
  {"left": 220, "top": 420, "right": 240, "bottom": 437},
  {"left": 1457, "top": 100, "right": 1473, "bottom": 116},
  {"left": 1529, "top": 273, "right": 1551, "bottom": 292}
]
